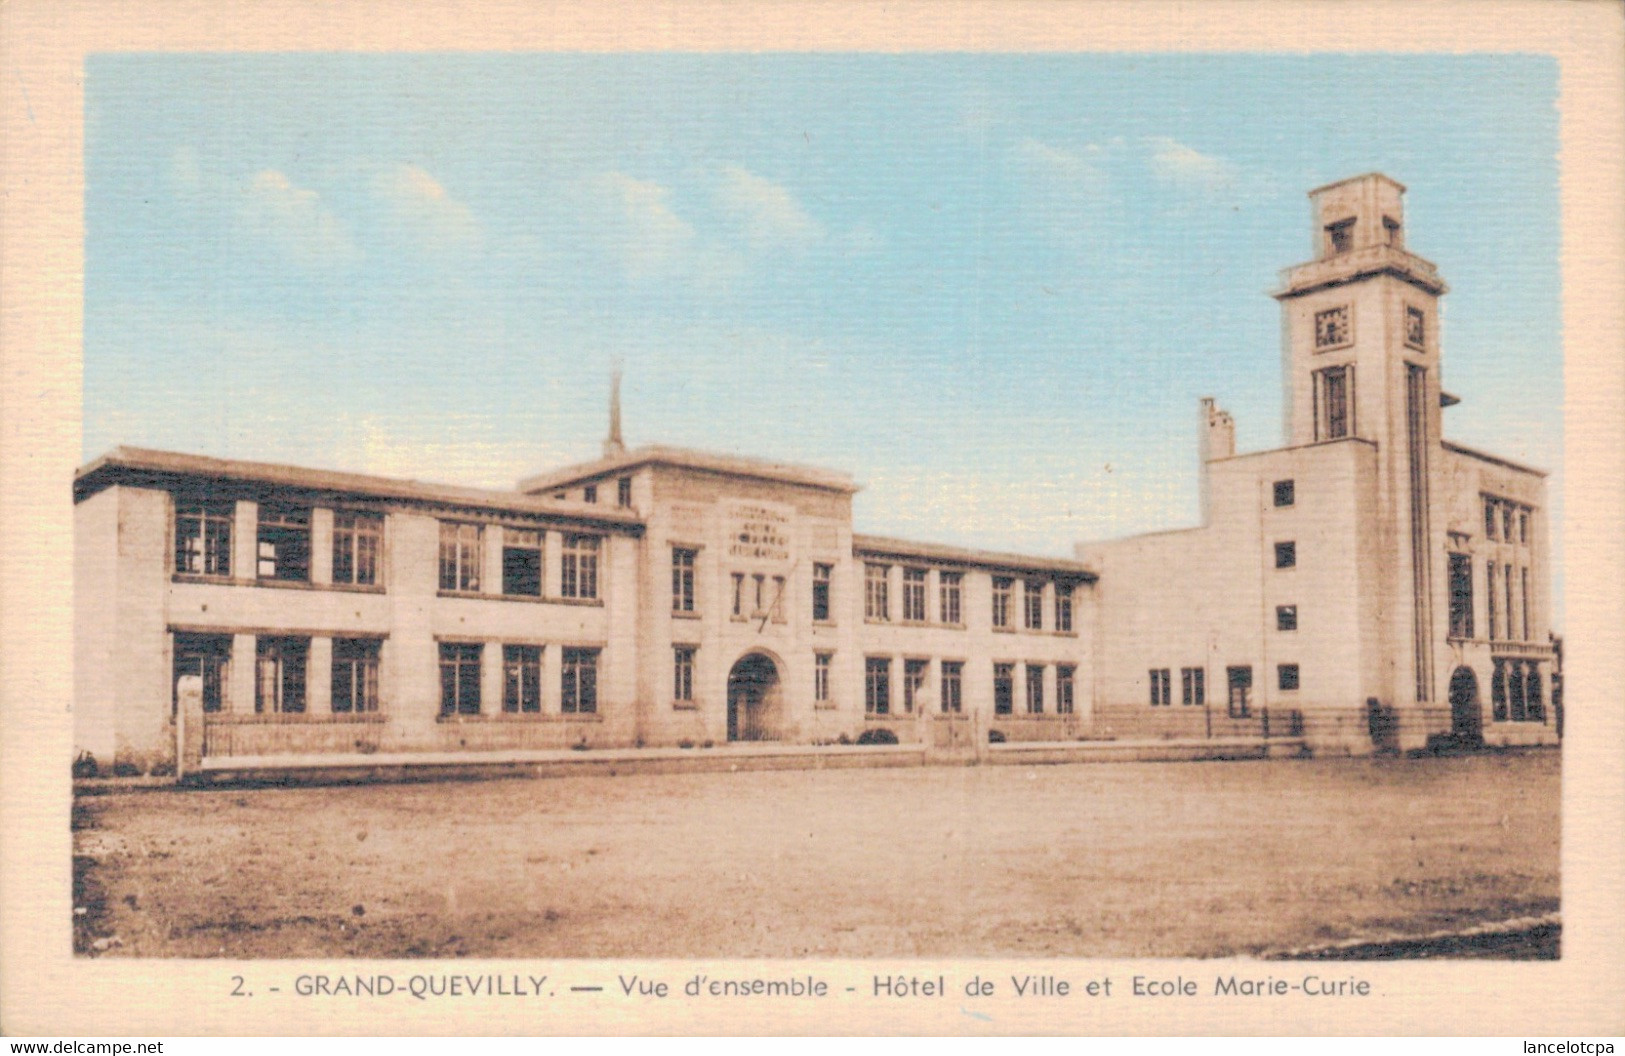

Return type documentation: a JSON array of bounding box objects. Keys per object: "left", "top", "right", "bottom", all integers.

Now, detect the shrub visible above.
[
  {"left": 836, "top": 733, "right": 852, "bottom": 745},
  {"left": 856, "top": 728, "right": 898, "bottom": 746},
  {"left": 701, "top": 740, "right": 714, "bottom": 749},
  {"left": 147, "top": 760, "right": 175, "bottom": 777},
  {"left": 111, "top": 761, "right": 142, "bottom": 778},
  {"left": 677, "top": 739, "right": 695, "bottom": 750},
  {"left": 987, "top": 729, "right": 1007, "bottom": 743},
  {"left": 71, "top": 753, "right": 99, "bottom": 779}
]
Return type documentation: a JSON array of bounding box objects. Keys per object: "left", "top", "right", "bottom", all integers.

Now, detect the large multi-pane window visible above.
[
  {"left": 561, "top": 535, "right": 600, "bottom": 599},
  {"left": 502, "top": 528, "right": 543, "bottom": 597},
  {"left": 1180, "top": 666, "right": 1205, "bottom": 707},
  {"left": 1025, "top": 664, "right": 1045, "bottom": 714},
  {"left": 993, "top": 663, "right": 1014, "bottom": 714},
  {"left": 174, "top": 498, "right": 234, "bottom": 577},
  {"left": 864, "top": 563, "right": 890, "bottom": 621},
  {"left": 864, "top": 657, "right": 891, "bottom": 715},
  {"left": 671, "top": 548, "right": 697, "bottom": 613},
  {"left": 1148, "top": 668, "right": 1171, "bottom": 707},
  {"left": 812, "top": 563, "right": 833, "bottom": 622},
  {"left": 814, "top": 652, "right": 832, "bottom": 705},
  {"left": 439, "top": 642, "right": 482, "bottom": 715},
  {"left": 617, "top": 477, "right": 633, "bottom": 508},
  {"left": 940, "top": 661, "right": 963, "bottom": 713},
  {"left": 332, "top": 511, "right": 383, "bottom": 587},
  {"left": 257, "top": 505, "right": 311, "bottom": 581},
  {"left": 903, "top": 658, "right": 928, "bottom": 713},
  {"left": 672, "top": 646, "right": 695, "bottom": 704},
  {"left": 502, "top": 644, "right": 542, "bottom": 714},
  {"left": 1521, "top": 567, "right": 1531, "bottom": 642},
  {"left": 439, "top": 522, "right": 483, "bottom": 592},
  {"left": 992, "top": 577, "right": 1013, "bottom": 629},
  {"left": 1226, "top": 666, "right": 1253, "bottom": 718},
  {"left": 1054, "top": 585, "right": 1074, "bottom": 633},
  {"left": 1504, "top": 564, "right": 1515, "bottom": 641},
  {"left": 1486, "top": 561, "right": 1499, "bottom": 641},
  {"left": 331, "top": 638, "right": 381, "bottom": 714},
  {"left": 1024, "top": 581, "right": 1044, "bottom": 631},
  {"left": 255, "top": 636, "right": 309, "bottom": 714},
  {"left": 560, "top": 648, "right": 599, "bottom": 714},
  {"left": 902, "top": 568, "right": 928, "bottom": 622},
  {"left": 1448, "top": 553, "right": 1474, "bottom": 639},
  {"left": 939, "top": 572, "right": 963, "bottom": 626},
  {"left": 172, "top": 632, "right": 230, "bottom": 715},
  {"left": 1314, "top": 365, "right": 1353, "bottom": 441},
  {"left": 1056, "top": 665, "right": 1075, "bottom": 714}
]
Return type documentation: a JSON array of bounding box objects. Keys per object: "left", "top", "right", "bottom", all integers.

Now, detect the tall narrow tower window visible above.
[
  {"left": 1313, "top": 365, "right": 1353, "bottom": 440},
  {"left": 1325, "top": 218, "right": 1355, "bottom": 255}
]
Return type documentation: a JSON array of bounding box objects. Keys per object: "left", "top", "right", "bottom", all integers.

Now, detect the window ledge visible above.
[
  {"left": 671, "top": 610, "right": 702, "bottom": 620},
  {"left": 173, "top": 573, "right": 386, "bottom": 595},
  {"left": 671, "top": 701, "right": 700, "bottom": 711},
  {"left": 812, "top": 619, "right": 839, "bottom": 629},
  {"left": 437, "top": 590, "right": 603, "bottom": 608},
  {"left": 436, "top": 712, "right": 604, "bottom": 724},
  {"left": 813, "top": 702, "right": 839, "bottom": 711},
  {"left": 992, "top": 626, "right": 1016, "bottom": 634},
  {"left": 204, "top": 711, "right": 387, "bottom": 725}
]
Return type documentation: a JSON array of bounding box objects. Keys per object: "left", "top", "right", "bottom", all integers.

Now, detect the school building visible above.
[{"left": 72, "top": 174, "right": 1559, "bottom": 775}]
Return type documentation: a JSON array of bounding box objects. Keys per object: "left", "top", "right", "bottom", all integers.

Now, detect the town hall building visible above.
[{"left": 72, "top": 174, "right": 1559, "bottom": 776}]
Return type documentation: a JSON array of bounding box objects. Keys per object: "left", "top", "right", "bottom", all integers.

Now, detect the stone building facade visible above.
[{"left": 72, "top": 174, "right": 1557, "bottom": 773}]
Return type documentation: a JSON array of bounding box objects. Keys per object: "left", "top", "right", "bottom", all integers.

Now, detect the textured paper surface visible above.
[{"left": 2, "top": 0, "right": 1621, "bottom": 1036}]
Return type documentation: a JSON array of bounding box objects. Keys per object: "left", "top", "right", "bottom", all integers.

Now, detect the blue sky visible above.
[{"left": 84, "top": 52, "right": 1562, "bottom": 608}]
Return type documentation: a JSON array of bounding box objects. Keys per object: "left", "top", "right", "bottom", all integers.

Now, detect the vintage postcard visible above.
[{"left": 2, "top": 0, "right": 1621, "bottom": 1038}]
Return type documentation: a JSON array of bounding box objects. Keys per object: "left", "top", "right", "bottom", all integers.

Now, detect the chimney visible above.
[{"left": 603, "top": 362, "right": 626, "bottom": 458}]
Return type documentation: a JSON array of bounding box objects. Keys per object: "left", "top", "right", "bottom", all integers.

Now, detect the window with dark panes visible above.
[
  {"left": 1026, "top": 665, "right": 1044, "bottom": 714},
  {"left": 503, "top": 528, "right": 544, "bottom": 597},
  {"left": 503, "top": 644, "right": 542, "bottom": 713},
  {"left": 940, "top": 661, "right": 963, "bottom": 713},
  {"left": 257, "top": 505, "right": 311, "bottom": 581},
  {"left": 331, "top": 638, "right": 381, "bottom": 713},
  {"left": 1448, "top": 553, "right": 1474, "bottom": 639},
  {"left": 256, "top": 636, "right": 309, "bottom": 713},
  {"left": 561, "top": 648, "right": 599, "bottom": 714},
  {"left": 1056, "top": 665, "right": 1075, "bottom": 714},
  {"left": 439, "top": 522, "right": 482, "bottom": 592},
  {"left": 439, "top": 642, "right": 482, "bottom": 715},
  {"left": 865, "top": 657, "right": 891, "bottom": 715},
  {"left": 174, "top": 498, "right": 233, "bottom": 577},
  {"left": 332, "top": 510, "right": 383, "bottom": 586},
  {"left": 902, "top": 568, "right": 927, "bottom": 622},
  {"left": 671, "top": 548, "right": 697, "bottom": 613},
  {"left": 172, "top": 632, "right": 230, "bottom": 715},
  {"left": 812, "top": 563, "right": 833, "bottom": 621},
  {"left": 993, "top": 663, "right": 1014, "bottom": 714},
  {"left": 939, "top": 572, "right": 963, "bottom": 625},
  {"left": 561, "top": 535, "right": 600, "bottom": 599}
]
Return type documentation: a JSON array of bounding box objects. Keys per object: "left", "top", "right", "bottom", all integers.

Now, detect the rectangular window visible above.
[
  {"left": 582, "top": 484, "right": 597, "bottom": 504},
  {"left": 812, "top": 563, "right": 833, "bottom": 622},
  {"left": 902, "top": 568, "right": 928, "bottom": 622},
  {"left": 561, "top": 648, "right": 599, "bottom": 714},
  {"left": 1521, "top": 567, "right": 1531, "bottom": 642},
  {"left": 939, "top": 572, "right": 963, "bottom": 625},
  {"left": 255, "top": 636, "right": 309, "bottom": 714},
  {"left": 903, "top": 658, "right": 928, "bottom": 713},
  {"left": 865, "top": 657, "right": 891, "bottom": 715},
  {"left": 1276, "top": 605, "right": 1298, "bottom": 631},
  {"left": 993, "top": 663, "right": 1015, "bottom": 714},
  {"left": 1226, "top": 666, "right": 1253, "bottom": 718},
  {"left": 1024, "top": 581, "right": 1044, "bottom": 631},
  {"left": 940, "top": 661, "right": 963, "bottom": 714},
  {"left": 438, "top": 642, "right": 482, "bottom": 715},
  {"left": 672, "top": 646, "right": 695, "bottom": 703},
  {"left": 992, "top": 577, "right": 1013, "bottom": 629},
  {"left": 332, "top": 511, "right": 383, "bottom": 587},
  {"left": 617, "top": 477, "right": 632, "bottom": 508},
  {"left": 257, "top": 504, "right": 311, "bottom": 582},
  {"left": 865, "top": 563, "right": 890, "bottom": 621},
  {"left": 502, "top": 528, "right": 544, "bottom": 597},
  {"left": 1484, "top": 498, "right": 1499, "bottom": 540},
  {"left": 1325, "top": 220, "right": 1355, "bottom": 256},
  {"left": 1148, "top": 668, "right": 1171, "bottom": 707},
  {"left": 1274, "top": 541, "right": 1297, "bottom": 569},
  {"left": 561, "top": 534, "right": 600, "bottom": 599},
  {"left": 502, "top": 644, "right": 542, "bottom": 714},
  {"left": 331, "top": 638, "right": 381, "bottom": 714},
  {"left": 1056, "top": 665, "right": 1075, "bottom": 714},
  {"left": 1273, "top": 480, "right": 1295, "bottom": 507},
  {"left": 1492, "top": 659, "right": 1508, "bottom": 722},
  {"left": 1026, "top": 665, "right": 1045, "bottom": 714},
  {"left": 1486, "top": 561, "right": 1499, "bottom": 641},
  {"left": 1277, "top": 664, "right": 1300, "bottom": 692},
  {"left": 1314, "top": 365, "right": 1353, "bottom": 441},
  {"left": 1519, "top": 509, "right": 1530, "bottom": 545},
  {"left": 671, "top": 547, "right": 697, "bottom": 613},
  {"left": 814, "top": 652, "right": 832, "bottom": 704},
  {"left": 1181, "top": 666, "right": 1205, "bottom": 707},
  {"left": 752, "top": 574, "right": 766, "bottom": 616},
  {"left": 1505, "top": 564, "right": 1515, "bottom": 641},
  {"left": 1502, "top": 504, "right": 1514, "bottom": 544},
  {"left": 731, "top": 572, "right": 745, "bottom": 617},
  {"left": 1526, "top": 662, "right": 1545, "bottom": 723},
  {"left": 174, "top": 498, "right": 234, "bottom": 577},
  {"left": 172, "top": 632, "right": 230, "bottom": 715},
  {"left": 1054, "top": 584, "right": 1074, "bottom": 633},
  {"left": 1405, "top": 305, "right": 1427, "bottom": 349},
  {"left": 438, "top": 522, "right": 483, "bottom": 592},
  {"left": 1444, "top": 553, "right": 1473, "bottom": 639}
]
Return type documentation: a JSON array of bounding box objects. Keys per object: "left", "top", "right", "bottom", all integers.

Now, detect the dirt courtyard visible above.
[{"left": 72, "top": 751, "right": 1559, "bottom": 959}]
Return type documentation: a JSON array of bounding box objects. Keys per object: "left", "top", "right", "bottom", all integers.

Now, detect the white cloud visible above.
[
  {"left": 714, "top": 165, "right": 823, "bottom": 247},
  {"left": 371, "top": 163, "right": 481, "bottom": 253},
  {"left": 597, "top": 171, "right": 696, "bottom": 276},
  {"left": 239, "top": 169, "right": 359, "bottom": 269},
  {"left": 1011, "top": 137, "right": 1113, "bottom": 197},
  {"left": 1145, "top": 136, "right": 1239, "bottom": 192}
]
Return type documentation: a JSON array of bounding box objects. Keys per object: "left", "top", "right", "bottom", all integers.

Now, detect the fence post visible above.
[{"left": 175, "top": 674, "right": 205, "bottom": 781}]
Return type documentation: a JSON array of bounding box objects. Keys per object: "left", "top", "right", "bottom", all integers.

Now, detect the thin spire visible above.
[{"left": 603, "top": 359, "right": 626, "bottom": 457}]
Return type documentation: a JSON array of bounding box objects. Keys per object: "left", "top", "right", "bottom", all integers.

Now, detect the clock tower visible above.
[{"left": 1274, "top": 173, "right": 1449, "bottom": 710}]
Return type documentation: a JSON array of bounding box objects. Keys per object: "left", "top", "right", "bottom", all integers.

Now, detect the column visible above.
[
  {"left": 546, "top": 529, "right": 565, "bottom": 599},
  {"left": 309, "top": 637, "right": 333, "bottom": 713},
  {"left": 311, "top": 508, "right": 334, "bottom": 585},
  {"left": 481, "top": 639, "right": 505, "bottom": 716},
  {"left": 232, "top": 500, "right": 258, "bottom": 581},
  {"left": 483, "top": 525, "right": 505, "bottom": 597},
  {"left": 230, "top": 633, "right": 257, "bottom": 714}
]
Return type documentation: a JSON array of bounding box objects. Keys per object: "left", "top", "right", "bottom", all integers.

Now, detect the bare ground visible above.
[{"left": 71, "top": 751, "right": 1559, "bottom": 959}]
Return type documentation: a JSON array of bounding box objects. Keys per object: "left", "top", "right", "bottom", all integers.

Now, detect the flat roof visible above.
[
  {"left": 518, "top": 444, "right": 861, "bottom": 496},
  {"left": 74, "top": 447, "right": 647, "bottom": 529},
  {"left": 1307, "top": 171, "right": 1407, "bottom": 197},
  {"left": 852, "top": 533, "right": 1097, "bottom": 581},
  {"left": 1441, "top": 440, "right": 1548, "bottom": 478}
]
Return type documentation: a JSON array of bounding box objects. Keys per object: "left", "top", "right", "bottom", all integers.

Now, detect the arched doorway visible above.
[
  {"left": 1448, "top": 666, "right": 1482, "bottom": 744},
  {"left": 727, "top": 653, "right": 781, "bottom": 742}
]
